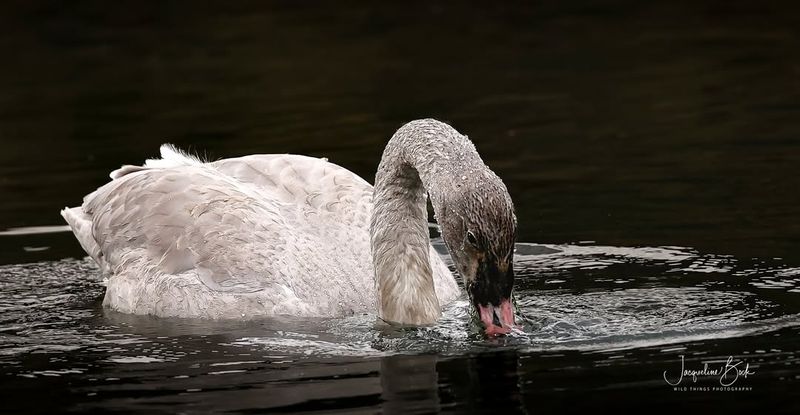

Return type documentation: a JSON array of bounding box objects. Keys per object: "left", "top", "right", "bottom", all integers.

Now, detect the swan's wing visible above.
[
  {"left": 212, "top": 154, "right": 378, "bottom": 298},
  {"left": 212, "top": 154, "right": 373, "bottom": 227},
  {"left": 82, "top": 166, "right": 290, "bottom": 294},
  {"left": 76, "top": 153, "right": 381, "bottom": 300}
]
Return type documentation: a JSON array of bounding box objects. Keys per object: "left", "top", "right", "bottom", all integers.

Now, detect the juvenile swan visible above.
[{"left": 62, "top": 119, "right": 518, "bottom": 335}]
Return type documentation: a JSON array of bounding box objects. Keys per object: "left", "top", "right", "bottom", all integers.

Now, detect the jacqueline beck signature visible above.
[{"left": 663, "top": 355, "right": 755, "bottom": 387}]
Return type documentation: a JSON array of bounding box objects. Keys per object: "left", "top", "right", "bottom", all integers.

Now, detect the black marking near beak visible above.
[
  {"left": 467, "top": 254, "right": 517, "bottom": 336},
  {"left": 468, "top": 254, "right": 514, "bottom": 308}
]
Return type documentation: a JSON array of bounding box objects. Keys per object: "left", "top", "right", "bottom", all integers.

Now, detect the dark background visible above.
[{"left": 1, "top": 0, "right": 798, "bottom": 265}]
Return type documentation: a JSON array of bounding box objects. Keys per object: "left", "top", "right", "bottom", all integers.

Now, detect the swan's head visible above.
[{"left": 437, "top": 172, "right": 518, "bottom": 336}]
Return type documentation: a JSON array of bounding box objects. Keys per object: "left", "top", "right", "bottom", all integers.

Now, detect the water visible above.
[
  {"left": 1, "top": 1, "right": 799, "bottom": 413},
  {"left": 2, "top": 241, "right": 799, "bottom": 412}
]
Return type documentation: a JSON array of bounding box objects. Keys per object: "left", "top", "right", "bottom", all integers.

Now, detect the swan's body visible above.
[
  {"left": 63, "top": 119, "right": 517, "bottom": 333},
  {"left": 62, "top": 147, "right": 459, "bottom": 319}
]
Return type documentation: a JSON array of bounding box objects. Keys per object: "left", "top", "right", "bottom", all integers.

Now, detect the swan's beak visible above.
[
  {"left": 478, "top": 299, "right": 516, "bottom": 336},
  {"left": 470, "top": 256, "right": 517, "bottom": 336}
]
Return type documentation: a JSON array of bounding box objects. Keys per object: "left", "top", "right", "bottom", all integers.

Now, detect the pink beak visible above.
[{"left": 478, "top": 298, "right": 517, "bottom": 336}]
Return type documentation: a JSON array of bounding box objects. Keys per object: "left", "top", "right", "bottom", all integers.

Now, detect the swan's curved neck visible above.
[{"left": 370, "top": 119, "right": 480, "bottom": 325}]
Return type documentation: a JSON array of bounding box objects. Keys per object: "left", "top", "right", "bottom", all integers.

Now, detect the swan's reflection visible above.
[
  {"left": 380, "top": 354, "right": 441, "bottom": 414},
  {"left": 379, "top": 350, "right": 525, "bottom": 414}
]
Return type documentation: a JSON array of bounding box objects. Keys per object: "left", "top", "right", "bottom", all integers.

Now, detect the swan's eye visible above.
[{"left": 466, "top": 230, "right": 479, "bottom": 248}]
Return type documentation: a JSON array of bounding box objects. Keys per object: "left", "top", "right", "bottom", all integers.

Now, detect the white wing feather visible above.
[{"left": 63, "top": 148, "right": 459, "bottom": 319}]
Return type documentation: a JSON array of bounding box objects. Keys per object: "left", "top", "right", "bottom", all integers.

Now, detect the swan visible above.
[{"left": 61, "top": 119, "right": 518, "bottom": 335}]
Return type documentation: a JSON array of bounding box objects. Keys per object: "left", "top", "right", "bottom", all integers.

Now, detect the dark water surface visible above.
[{"left": 1, "top": 1, "right": 799, "bottom": 413}]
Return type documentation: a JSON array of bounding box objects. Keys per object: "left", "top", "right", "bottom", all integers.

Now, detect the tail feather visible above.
[{"left": 60, "top": 206, "right": 106, "bottom": 272}]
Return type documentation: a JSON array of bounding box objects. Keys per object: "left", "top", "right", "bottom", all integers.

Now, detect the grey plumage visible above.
[
  {"left": 61, "top": 119, "right": 515, "bottom": 326},
  {"left": 372, "top": 119, "right": 516, "bottom": 324}
]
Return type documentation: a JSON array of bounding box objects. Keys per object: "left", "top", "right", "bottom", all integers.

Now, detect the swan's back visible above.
[{"left": 61, "top": 146, "right": 459, "bottom": 319}]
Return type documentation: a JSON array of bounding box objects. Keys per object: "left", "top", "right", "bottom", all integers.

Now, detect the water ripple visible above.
[{"left": 0, "top": 242, "right": 798, "bottom": 360}]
